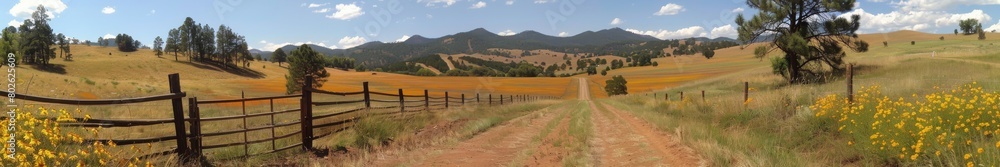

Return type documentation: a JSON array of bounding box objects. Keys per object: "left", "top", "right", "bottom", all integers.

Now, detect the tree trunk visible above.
[{"left": 786, "top": 53, "right": 800, "bottom": 84}]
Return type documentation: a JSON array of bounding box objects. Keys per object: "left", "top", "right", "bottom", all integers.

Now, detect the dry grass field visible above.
[{"left": 9, "top": 30, "right": 999, "bottom": 165}]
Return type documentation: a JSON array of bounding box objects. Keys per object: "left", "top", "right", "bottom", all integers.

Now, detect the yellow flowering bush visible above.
[
  {"left": 812, "top": 83, "right": 999, "bottom": 165},
  {"left": 1, "top": 106, "right": 153, "bottom": 166}
]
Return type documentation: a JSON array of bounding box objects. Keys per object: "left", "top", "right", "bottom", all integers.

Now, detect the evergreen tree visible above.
[
  {"left": 272, "top": 48, "right": 287, "bottom": 66},
  {"left": 285, "top": 44, "right": 330, "bottom": 94},
  {"left": 736, "top": 0, "right": 868, "bottom": 84},
  {"left": 153, "top": 36, "right": 164, "bottom": 57}
]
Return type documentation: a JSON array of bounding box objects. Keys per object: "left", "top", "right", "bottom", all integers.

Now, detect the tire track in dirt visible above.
[
  {"left": 407, "top": 107, "right": 566, "bottom": 167},
  {"left": 525, "top": 112, "right": 572, "bottom": 166},
  {"left": 594, "top": 102, "right": 707, "bottom": 167},
  {"left": 581, "top": 78, "right": 706, "bottom": 167}
]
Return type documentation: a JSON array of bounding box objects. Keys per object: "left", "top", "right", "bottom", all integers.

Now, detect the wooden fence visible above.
[
  {"left": 647, "top": 64, "right": 860, "bottom": 104},
  {"left": 2, "top": 74, "right": 553, "bottom": 164}
]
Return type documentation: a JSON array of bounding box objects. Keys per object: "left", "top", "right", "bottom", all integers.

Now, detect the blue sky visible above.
[{"left": 4, "top": 0, "right": 1000, "bottom": 51}]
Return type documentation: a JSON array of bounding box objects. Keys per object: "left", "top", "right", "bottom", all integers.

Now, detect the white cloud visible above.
[
  {"left": 307, "top": 3, "right": 329, "bottom": 8},
  {"left": 654, "top": 3, "right": 684, "bottom": 16},
  {"left": 558, "top": 32, "right": 569, "bottom": 37},
  {"left": 731, "top": 7, "right": 744, "bottom": 13},
  {"left": 986, "top": 22, "right": 1000, "bottom": 32},
  {"left": 101, "top": 6, "right": 115, "bottom": 14},
  {"left": 426, "top": 14, "right": 434, "bottom": 18},
  {"left": 313, "top": 8, "right": 330, "bottom": 13},
  {"left": 7, "top": 20, "right": 21, "bottom": 27},
  {"left": 534, "top": 0, "right": 552, "bottom": 4},
  {"left": 626, "top": 26, "right": 707, "bottom": 40},
  {"left": 326, "top": 3, "right": 364, "bottom": 20},
  {"left": 506, "top": 0, "right": 515, "bottom": 5},
  {"left": 259, "top": 40, "right": 267, "bottom": 44},
  {"left": 610, "top": 18, "right": 623, "bottom": 25},
  {"left": 9, "top": 0, "right": 68, "bottom": 19},
  {"left": 470, "top": 1, "right": 487, "bottom": 9},
  {"left": 710, "top": 24, "right": 737, "bottom": 38},
  {"left": 258, "top": 41, "right": 338, "bottom": 51},
  {"left": 894, "top": 0, "right": 1000, "bottom": 11},
  {"left": 395, "top": 35, "right": 411, "bottom": 42},
  {"left": 102, "top": 34, "right": 115, "bottom": 39},
  {"left": 149, "top": 9, "right": 156, "bottom": 15},
  {"left": 419, "top": 0, "right": 458, "bottom": 7},
  {"left": 839, "top": 8, "right": 992, "bottom": 33},
  {"left": 338, "top": 36, "right": 368, "bottom": 49},
  {"left": 497, "top": 30, "right": 516, "bottom": 36}
]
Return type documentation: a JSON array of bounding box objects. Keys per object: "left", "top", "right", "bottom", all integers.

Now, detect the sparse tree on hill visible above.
[
  {"left": 272, "top": 48, "right": 287, "bottom": 67},
  {"left": 197, "top": 24, "right": 215, "bottom": 61},
  {"left": 153, "top": 36, "right": 164, "bottom": 57},
  {"left": 736, "top": 0, "right": 868, "bottom": 84},
  {"left": 285, "top": 44, "right": 330, "bottom": 94},
  {"left": 955, "top": 29, "right": 959, "bottom": 35},
  {"left": 702, "top": 49, "right": 715, "bottom": 59},
  {"left": 19, "top": 5, "right": 57, "bottom": 65},
  {"left": 959, "top": 19, "right": 978, "bottom": 35},
  {"left": 166, "top": 28, "right": 180, "bottom": 60},
  {"left": 98, "top": 37, "right": 104, "bottom": 46},
  {"left": 179, "top": 17, "right": 198, "bottom": 61},
  {"left": 604, "top": 75, "right": 628, "bottom": 96},
  {"left": 56, "top": 33, "right": 66, "bottom": 58}
]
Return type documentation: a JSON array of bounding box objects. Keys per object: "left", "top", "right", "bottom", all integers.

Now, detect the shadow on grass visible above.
[
  {"left": 31, "top": 64, "right": 67, "bottom": 74},
  {"left": 177, "top": 61, "right": 267, "bottom": 79}
]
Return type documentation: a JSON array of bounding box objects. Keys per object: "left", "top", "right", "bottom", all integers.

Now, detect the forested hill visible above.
[{"left": 253, "top": 28, "right": 739, "bottom": 68}]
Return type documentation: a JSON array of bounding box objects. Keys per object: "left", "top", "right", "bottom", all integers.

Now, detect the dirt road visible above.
[{"left": 377, "top": 78, "right": 704, "bottom": 167}]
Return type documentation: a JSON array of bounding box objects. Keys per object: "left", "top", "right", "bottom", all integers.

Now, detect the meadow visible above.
[
  {"left": 599, "top": 32, "right": 1000, "bottom": 166},
  {"left": 3, "top": 30, "right": 998, "bottom": 166}
]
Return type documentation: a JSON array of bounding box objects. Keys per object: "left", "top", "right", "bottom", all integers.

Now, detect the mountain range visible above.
[{"left": 250, "top": 28, "right": 738, "bottom": 67}]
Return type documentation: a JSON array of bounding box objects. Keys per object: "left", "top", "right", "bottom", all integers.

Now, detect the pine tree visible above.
[
  {"left": 285, "top": 44, "right": 330, "bottom": 94},
  {"left": 736, "top": 0, "right": 868, "bottom": 84}
]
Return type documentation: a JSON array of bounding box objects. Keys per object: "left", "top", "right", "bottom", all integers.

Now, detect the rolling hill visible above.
[{"left": 250, "top": 28, "right": 738, "bottom": 68}]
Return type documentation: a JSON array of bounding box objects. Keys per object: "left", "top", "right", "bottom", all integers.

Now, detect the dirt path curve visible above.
[{"left": 581, "top": 78, "right": 707, "bottom": 167}]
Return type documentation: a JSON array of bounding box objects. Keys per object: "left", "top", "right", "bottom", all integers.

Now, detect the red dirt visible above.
[
  {"left": 526, "top": 114, "right": 572, "bottom": 166},
  {"left": 595, "top": 102, "right": 708, "bottom": 167},
  {"left": 406, "top": 108, "right": 562, "bottom": 167},
  {"left": 75, "top": 91, "right": 99, "bottom": 99}
]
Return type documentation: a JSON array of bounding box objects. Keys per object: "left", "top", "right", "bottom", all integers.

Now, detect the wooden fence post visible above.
[
  {"left": 301, "top": 76, "right": 314, "bottom": 151},
  {"left": 701, "top": 90, "right": 705, "bottom": 102},
  {"left": 744, "top": 82, "right": 749, "bottom": 103},
  {"left": 461, "top": 94, "right": 465, "bottom": 105},
  {"left": 476, "top": 93, "right": 480, "bottom": 104},
  {"left": 241, "top": 91, "right": 249, "bottom": 159},
  {"left": 187, "top": 97, "right": 202, "bottom": 162},
  {"left": 363, "top": 82, "right": 371, "bottom": 109},
  {"left": 489, "top": 94, "right": 492, "bottom": 105},
  {"left": 445, "top": 92, "right": 450, "bottom": 108},
  {"left": 398, "top": 89, "right": 404, "bottom": 115},
  {"left": 680, "top": 92, "right": 684, "bottom": 100},
  {"left": 167, "top": 73, "right": 190, "bottom": 162},
  {"left": 500, "top": 94, "right": 504, "bottom": 105},
  {"left": 847, "top": 64, "right": 854, "bottom": 103},
  {"left": 269, "top": 99, "right": 276, "bottom": 152},
  {"left": 424, "top": 90, "right": 429, "bottom": 111},
  {"left": 666, "top": 93, "right": 669, "bottom": 101}
]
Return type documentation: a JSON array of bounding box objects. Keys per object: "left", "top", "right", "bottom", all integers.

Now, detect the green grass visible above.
[{"left": 563, "top": 101, "right": 593, "bottom": 167}]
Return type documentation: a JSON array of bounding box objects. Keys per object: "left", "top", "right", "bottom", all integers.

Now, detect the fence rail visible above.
[{"left": 6, "top": 73, "right": 554, "bottom": 164}]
